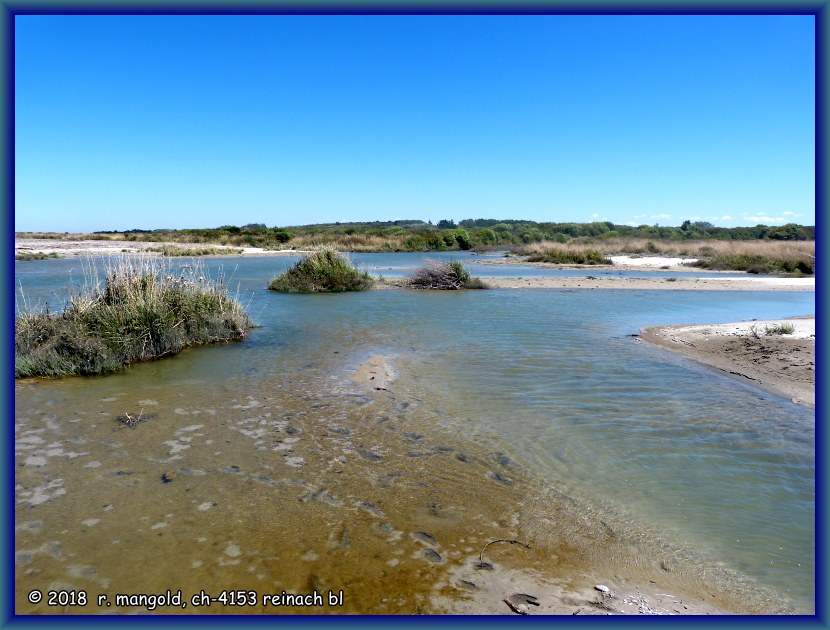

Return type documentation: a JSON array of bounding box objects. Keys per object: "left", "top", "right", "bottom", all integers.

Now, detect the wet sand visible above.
[
  {"left": 639, "top": 317, "right": 815, "bottom": 408},
  {"left": 16, "top": 350, "right": 795, "bottom": 616}
]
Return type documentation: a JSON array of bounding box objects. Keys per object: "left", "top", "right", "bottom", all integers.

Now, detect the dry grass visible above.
[
  {"left": 286, "top": 233, "right": 407, "bottom": 252},
  {"left": 514, "top": 239, "right": 815, "bottom": 273}
]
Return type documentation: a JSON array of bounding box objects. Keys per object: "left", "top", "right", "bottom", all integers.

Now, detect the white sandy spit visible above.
[
  {"left": 609, "top": 255, "right": 698, "bottom": 267},
  {"left": 664, "top": 317, "right": 815, "bottom": 340}
]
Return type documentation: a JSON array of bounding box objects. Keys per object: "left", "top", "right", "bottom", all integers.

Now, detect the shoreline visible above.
[
  {"left": 639, "top": 317, "right": 815, "bottom": 408},
  {"left": 15, "top": 239, "right": 815, "bottom": 292}
]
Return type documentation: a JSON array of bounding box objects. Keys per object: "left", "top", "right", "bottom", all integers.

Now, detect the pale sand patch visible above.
[
  {"left": 640, "top": 317, "right": 815, "bottom": 407},
  {"left": 433, "top": 564, "right": 731, "bottom": 615},
  {"left": 610, "top": 255, "right": 699, "bottom": 267},
  {"left": 350, "top": 355, "right": 397, "bottom": 391},
  {"left": 14, "top": 238, "right": 308, "bottom": 257}
]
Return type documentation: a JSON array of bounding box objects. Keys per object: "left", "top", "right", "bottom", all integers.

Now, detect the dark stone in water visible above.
[
  {"left": 360, "top": 451, "right": 383, "bottom": 462},
  {"left": 378, "top": 472, "right": 402, "bottom": 488},
  {"left": 494, "top": 453, "right": 513, "bottom": 468},
  {"left": 220, "top": 465, "right": 242, "bottom": 474},
  {"left": 413, "top": 531, "right": 437, "bottom": 546},
  {"left": 422, "top": 549, "right": 442, "bottom": 563},
  {"left": 330, "top": 427, "right": 351, "bottom": 436},
  {"left": 285, "top": 426, "right": 302, "bottom": 435},
  {"left": 456, "top": 453, "right": 470, "bottom": 463},
  {"left": 488, "top": 471, "right": 513, "bottom": 486},
  {"left": 356, "top": 502, "right": 383, "bottom": 516},
  {"left": 407, "top": 451, "right": 427, "bottom": 458},
  {"left": 403, "top": 432, "right": 424, "bottom": 442}
]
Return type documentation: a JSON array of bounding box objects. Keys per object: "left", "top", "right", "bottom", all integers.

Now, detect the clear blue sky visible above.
[{"left": 15, "top": 14, "right": 815, "bottom": 232}]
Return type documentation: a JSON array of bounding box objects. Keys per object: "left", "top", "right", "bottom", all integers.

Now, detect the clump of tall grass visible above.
[
  {"left": 15, "top": 256, "right": 252, "bottom": 378},
  {"left": 407, "top": 260, "right": 488, "bottom": 290},
  {"left": 148, "top": 245, "right": 244, "bottom": 257},
  {"left": 690, "top": 253, "right": 813, "bottom": 275},
  {"left": 267, "top": 248, "right": 374, "bottom": 293},
  {"left": 523, "top": 245, "right": 611, "bottom": 265},
  {"left": 764, "top": 322, "right": 796, "bottom": 335}
]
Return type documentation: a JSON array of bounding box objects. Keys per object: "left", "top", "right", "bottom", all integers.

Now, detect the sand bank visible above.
[
  {"left": 14, "top": 238, "right": 301, "bottom": 257},
  {"left": 349, "top": 354, "right": 397, "bottom": 392},
  {"left": 377, "top": 276, "right": 815, "bottom": 291},
  {"left": 639, "top": 317, "right": 815, "bottom": 407}
]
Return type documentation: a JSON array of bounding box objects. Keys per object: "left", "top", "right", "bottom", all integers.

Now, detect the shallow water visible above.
[{"left": 14, "top": 258, "right": 815, "bottom": 614}]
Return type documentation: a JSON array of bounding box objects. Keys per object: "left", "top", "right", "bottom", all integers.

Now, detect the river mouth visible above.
[{"left": 14, "top": 267, "right": 815, "bottom": 615}]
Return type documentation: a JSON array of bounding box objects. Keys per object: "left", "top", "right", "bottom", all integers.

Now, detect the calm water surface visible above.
[{"left": 14, "top": 256, "right": 815, "bottom": 613}]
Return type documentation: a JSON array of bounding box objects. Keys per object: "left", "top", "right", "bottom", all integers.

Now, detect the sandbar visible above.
[{"left": 639, "top": 317, "right": 815, "bottom": 407}]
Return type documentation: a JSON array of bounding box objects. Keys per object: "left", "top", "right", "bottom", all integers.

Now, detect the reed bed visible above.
[
  {"left": 285, "top": 233, "right": 407, "bottom": 252},
  {"left": 518, "top": 244, "right": 611, "bottom": 265},
  {"left": 15, "top": 256, "right": 252, "bottom": 378},
  {"left": 268, "top": 248, "right": 374, "bottom": 293},
  {"left": 148, "top": 245, "right": 244, "bottom": 257},
  {"left": 15, "top": 252, "right": 61, "bottom": 261}
]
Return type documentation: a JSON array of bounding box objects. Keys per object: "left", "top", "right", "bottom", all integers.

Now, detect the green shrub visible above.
[
  {"left": 15, "top": 256, "right": 252, "bottom": 378},
  {"left": 267, "top": 248, "right": 374, "bottom": 293}
]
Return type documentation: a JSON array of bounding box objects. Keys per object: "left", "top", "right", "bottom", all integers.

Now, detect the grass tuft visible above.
[
  {"left": 15, "top": 256, "right": 252, "bottom": 378},
  {"left": 267, "top": 248, "right": 374, "bottom": 293},
  {"left": 764, "top": 322, "right": 796, "bottom": 335}
]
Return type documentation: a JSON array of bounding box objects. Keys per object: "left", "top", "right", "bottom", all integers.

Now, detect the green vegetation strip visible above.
[
  {"left": 15, "top": 252, "right": 61, "bottom": 261},
  {"left": 15, "top": 257, "right": 252, "bottom": 378},
  {"left": 148, "top": 245, "right": 244, "bottom": 257}
]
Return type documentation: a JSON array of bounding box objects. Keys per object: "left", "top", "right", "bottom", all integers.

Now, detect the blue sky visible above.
[{"left": 14, "top": 14, "right": 815, "bottom": 232}]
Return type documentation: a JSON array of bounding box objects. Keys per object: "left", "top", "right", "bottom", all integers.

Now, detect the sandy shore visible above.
[
  {"left": 639, "top": 317, "right": 815, "bottom": 407},
  {"left": 14, "top": 238, "right": 298, "bottom": 257},
  {"left": 15, "top": 239, "right": 815, "bottom": 292},
  {"left": 477, "top": 276, "right": 815, "bottom": 291}
]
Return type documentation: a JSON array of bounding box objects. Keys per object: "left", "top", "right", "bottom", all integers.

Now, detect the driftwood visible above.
[
  {"left": 407, "top": 261, "right": 466, "bottom": 290},
  {"left": 478, "top": 538, "right": 531, "bottom": 565}
]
